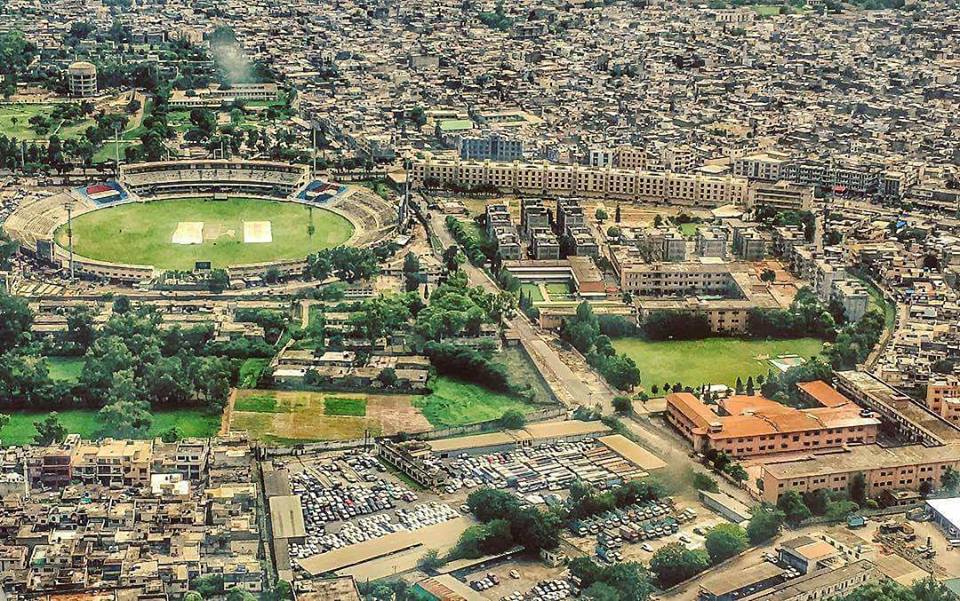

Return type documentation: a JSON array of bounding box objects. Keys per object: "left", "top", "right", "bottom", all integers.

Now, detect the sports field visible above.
[
  {"left": 612, "top": 337, "right": 825, "bottom": 391},
  {"left": 230, "top": 389, "right": 432, "bottom": 444},
  {"left": 53, "top": 197, "right": 354, "bottom": 270}
]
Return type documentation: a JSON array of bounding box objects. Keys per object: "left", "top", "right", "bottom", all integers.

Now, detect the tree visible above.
[
  {"left": 649, "top": 542, "right": 710, "bottom": 587},
  {"left": 919, "top": 479, "right": 934, "bottom": 498},
  {"left": 498, "top": 409, "right": 526, "bottom": 429},
  {"left": 760, "top": 268, "right": 776, "bottom": 282},
  {"left": 66, "top": 306, "right": 97, "bottom": 352},
  {"left": 704, "top": 524, "right": 748, "bottom": 564},
  {"left": 727, "top": 463, "right": 748, "bottom": 484},
  {"left": 692, "top": 472, "right": 719, "bottom": 492},
  {"left": 848, "top": 472, "right": 867, "bottom": 506},
  {"left": 0, "top": 291, "right": 33, "bottom": 353},
  {"left": 183, "top": 593, "right": 202, "bottom": 601},
  {"left": 0, "top": 413, "right": 9, "bottom": 438},
  {"left": 595, "top": 208, "right": 608, "bottom": 222},
  {"left": 584, "top": 583, "right": 621, "bottom": 601},
  {"left": 467, "top": 488, "right": 521, "bottom": 523},
  {"left": 191, "top": 575, "right": 224, "bottom": 598},
  {"left": 378, "top": 367, "right": 398, "bottom": 388},
  {"left": 613, "top": 395, "right": 632, "bottom": 414},
  {"left": 777, "top": 490, "right": 813, "bottom": 527},
  {"left": 208, "top": 269, "right": 230, "bottom": 293},
  {"left": 607, "top": 226, "right": 622, "bottom": 238},
  {"left": 747, "top": 504, "right": 784, "bottom": 544},
  {"left": 417, "top": 549, "right": 444, "bottom": 573},
  {"left": 98, "top": 399, "right": 152, "bottom": 438},
  {"left": 942, "top": 467, "right": 960, "bottom": 494},
  {"left": 34, "top": 412, "right": 68, "bottom": 445}
]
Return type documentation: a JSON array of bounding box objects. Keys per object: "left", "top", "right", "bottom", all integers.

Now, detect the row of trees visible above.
[
  {"left": 560, "top": 302, "right": 641, "bottom": 390},
  {"left": 304, "top": 245, "right": 382, "bottom": 282},
  {"left": 0, "top": 292, "right": 271, "bottom": 438}
]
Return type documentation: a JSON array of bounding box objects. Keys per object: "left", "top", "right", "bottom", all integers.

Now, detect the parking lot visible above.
[
  {"left": 286, "top": 452, "right": 461, "bottom": 562},
  {"left": 436, "top": 440, "right": 650, "bottom": 498}
]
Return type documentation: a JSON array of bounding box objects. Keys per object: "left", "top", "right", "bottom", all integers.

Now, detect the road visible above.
[
  {"left": 622, "top": 415, "right": 757, "bottom": 507},
  {"left": 427, "top": 210, "right": 614, "bottom": 410}
]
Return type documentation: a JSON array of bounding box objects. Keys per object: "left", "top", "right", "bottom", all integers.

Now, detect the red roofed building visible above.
[{"left": 666, "top": 382, "right": 879, "bottom": 458}]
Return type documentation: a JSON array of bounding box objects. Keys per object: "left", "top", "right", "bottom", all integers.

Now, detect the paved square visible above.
[
  {"left": 171, "top": 221, "right": 204, "bottom": 245},
  {"left": 243, "top": 220, "right": 272, "bottom": 243}
]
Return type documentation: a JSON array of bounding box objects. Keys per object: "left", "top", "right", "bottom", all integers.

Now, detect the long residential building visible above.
[
  {"left": 409, "top": 157, "right": 748, "bottom": 207},
  {"left": 759, "top": 443, "right": 960, "bottom": 504}
]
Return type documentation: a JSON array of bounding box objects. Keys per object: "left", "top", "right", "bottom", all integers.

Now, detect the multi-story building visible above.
[
  {"left": 831, "top": 280, "right": 869, "bottom": 323},
  {"left": 459, "top": 133, "right": 523, "bottom": 162},
  {"left": 666, "top": 385, "right": 880, "bottom": 459},
  {"left": 26, "top": 434, "right": 80, "bottom": 489},
  {"left": 520, "top": 198, "right": 550, "bottom": 237},
  {"left": 759, "top": 443, "right": 960, "bottom": 504},
  {"left": 733, "top": 228, "right": 770, "bottom": 260},
  {"left": 72, "top": 440, "right": 153, "bottom": 487},
  {"left": 567, "top": 226, "right": 599, "bottom": 258},
  {"left": 734, "top": 152, "right": 790, "bottom": 181},
  {"left": 556, "top": 198, "right": 585, "bottom": 234},
  {"left": 410, "top": 158, "right": 748, "bottom": 207},
  {"left": 747, "top": 180, "right": 815, "bottom": 211},
  {"left": 835, "top": 370, "right": 960, "bottom": 447},
  {"left": 926, "top": 375, "right": 960, "bottom": 426},
  {"left": 645, "top": 227, "right": 687, "bottom": 262},
  {"left": 530, "top": 230, "right": 560, "bottom": 260},
  {"left": 696, "top": 228, "right": 728, "bottom": 258}
]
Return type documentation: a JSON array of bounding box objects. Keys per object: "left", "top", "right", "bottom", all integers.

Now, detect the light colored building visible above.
[
  {"left": 72, "top": 439, "right": 153, "bottom": 487},
  {"left": 760, "top": 443, "right": 960, "bottom": 504},
  {"left": 747, "top": 180, "right": 815, "bottom": 211},
  {"left": 409, "top": 158, "right": 748, "bottom": 207},
  {"left": 67, "top": 61, "right": 98, "bottom": 97},
  {"left": 832, "top": 280, "right": 870, "bottom": 322}
]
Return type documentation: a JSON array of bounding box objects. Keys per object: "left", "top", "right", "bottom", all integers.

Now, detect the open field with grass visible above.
[
  {"left": 612, "top": 337, "right": 825, "bottom": 391},
  {"left": 0, "top": 103, "right": 97, "bottom": 140},
  {"left": 520, "top": 283, "right": 544, "bottom": 303},
  {"left": 678, "top": 222, "right": 701, "bottom": 237},
  {"left": 230, "top": 389, "right": 431, "bottom": 443},
  {"left": 54, "top": 197, "right": 354, "bottom": 270},
  {"left": 414, "top": 377, "right": 536, "bottom": 428},
  {"left": 44, "top": 356, "right": 85, "bottom": 382},
  {"left": 0, "top": 409, "right": 220, "bottom": 447}
]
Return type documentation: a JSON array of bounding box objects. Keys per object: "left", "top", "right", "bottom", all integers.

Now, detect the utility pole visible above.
[{"left": 312, "top": 127, "right": 317, "bottom": 178}]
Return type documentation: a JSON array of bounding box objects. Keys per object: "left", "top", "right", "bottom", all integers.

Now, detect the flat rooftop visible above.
[
  {"left": 763, "top": 444, "right": 960, "bottom": 480},
  {"left": 269, "top": 495, "right": 306, "bottom": 540},
  {"left": 701, "top": 561, "right": 784, "bottom": 596},
  {"left": 598, "top": 435, "right": 667, "bottom": 471}
]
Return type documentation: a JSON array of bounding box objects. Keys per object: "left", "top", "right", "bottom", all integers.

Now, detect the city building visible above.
[
  {"left": 666, "top": 386, "right": 879, "bottom": 458},
  {"left": 67, "top": 61, "right": 98, "bottom": 97}
]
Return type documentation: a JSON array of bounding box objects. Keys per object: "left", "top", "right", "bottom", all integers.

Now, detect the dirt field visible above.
[{"left": 229, "top": 389, "right": 432, "bottom": 443}]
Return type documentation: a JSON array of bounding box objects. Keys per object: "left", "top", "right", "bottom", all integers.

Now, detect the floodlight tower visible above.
[{"left": 64, "top": 203, "right": 75, "bottom": 281}]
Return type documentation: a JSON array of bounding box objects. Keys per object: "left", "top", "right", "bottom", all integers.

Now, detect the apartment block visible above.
[
  {"left": 410, "top": 158, "right": 748, "bottom": 207},
  {"left": 747, "top": 180, "right": 815, "bottom": 211}
]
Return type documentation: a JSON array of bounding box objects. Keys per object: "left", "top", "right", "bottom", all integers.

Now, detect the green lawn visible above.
[
  {"left": 0, "top": 104, "right": 96, "bottom": 140},
  {"left": 414, "top": 377, "right": 534, "bottom": 428},
  {"left": 235, "top": 392, "right": 281, "bottom": 413},
  {"left": 54, "top": 197, "right": 354, "bottom": 270},
  {"left": 324, "top": 397, "right": 367, "bottom": 416},
  {"left": 751, "top": 4, "right": 783, "bottom": 15},
  {"left": 612, "top": 337, "right": 825, "bottom": 391},
  {"left": 44, "top": 356, "right": 85, "bottom": 382},
  {"left": 0, "top": 409, "right": 220, "bottom": 447},
  {"left": 520, "top": 283, "right": 545, "bottom": 303},
  {"left": 678, "top": 222, "right": 701, "bottom": 238}
]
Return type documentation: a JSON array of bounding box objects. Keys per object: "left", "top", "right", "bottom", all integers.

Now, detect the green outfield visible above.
[
  {"left": 612, "top": 337, "right": 825, "bottom": 391},
  {"left": 0, "top": 409, "right": 220, "bottom": 447},
  {"left": 54, "top": 197, "right": 354, "bottom": 270}
]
